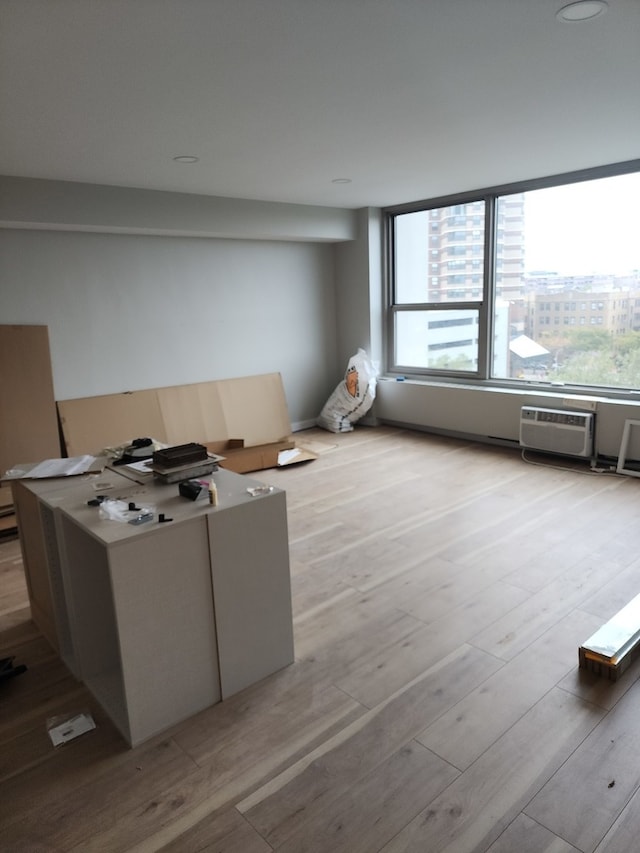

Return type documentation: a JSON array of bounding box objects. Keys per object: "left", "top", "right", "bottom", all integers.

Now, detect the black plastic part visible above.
[{"left": 0, "top": 657, "right": 27, "bottom": 683}]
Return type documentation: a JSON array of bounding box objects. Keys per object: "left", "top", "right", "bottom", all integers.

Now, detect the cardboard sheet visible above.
[
  {"left": 58, "top": 373, "right": 316, "bottom": 474},
  {"left": 58, "top": 389, "right": 165, "bottom": 456},
  {"left": 216, "top": 373, "right": 291, "bottom": 447}
]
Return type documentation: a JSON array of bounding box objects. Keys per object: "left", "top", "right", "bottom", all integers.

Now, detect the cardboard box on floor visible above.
[{"left": 57, "top": 373, "right": 316, "bottom": 474}]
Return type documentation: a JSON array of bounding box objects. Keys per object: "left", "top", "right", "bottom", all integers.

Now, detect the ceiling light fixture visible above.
[
  {"left": 172, "top": 155, "right": 200, "bottom": 164},
  {"left": 556, "top": 1, "right": 608, "bottom": 22},
  {"left": 331, "top": 177, "right": 352, "bottom": 184}
]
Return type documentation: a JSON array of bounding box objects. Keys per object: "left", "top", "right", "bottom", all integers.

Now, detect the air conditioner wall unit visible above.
[{"left": 519, "top": 406, "right": 594, "bottom": 458}]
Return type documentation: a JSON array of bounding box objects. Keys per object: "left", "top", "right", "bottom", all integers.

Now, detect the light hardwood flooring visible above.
[{"left": 2, "top": 425, "right": 640, "bottom": 852}]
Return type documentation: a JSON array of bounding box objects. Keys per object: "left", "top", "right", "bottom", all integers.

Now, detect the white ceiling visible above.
[{"left": 1, "top": 0, "right": 639, "bottom": 209}]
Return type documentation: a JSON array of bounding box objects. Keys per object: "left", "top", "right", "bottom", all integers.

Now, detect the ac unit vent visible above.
[{"left": 519, "top": 406, "right": 594, "bottom": 458}]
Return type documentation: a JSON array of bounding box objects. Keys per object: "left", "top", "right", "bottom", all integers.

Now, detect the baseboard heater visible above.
[{"left": 519, "top": 406, "right": 594, "bottom": 458}]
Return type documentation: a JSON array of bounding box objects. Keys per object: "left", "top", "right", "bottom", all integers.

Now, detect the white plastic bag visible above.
[
  {"left": 98, "top": 499, "right": 156, "bottom": 524},
  {"left": 317, "top": 349, "right": 378, "bottom": 433}
]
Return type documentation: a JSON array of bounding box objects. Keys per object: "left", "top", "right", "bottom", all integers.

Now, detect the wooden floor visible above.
[{"left": 3, "top": 425, "right": 640, "bottom": 852}]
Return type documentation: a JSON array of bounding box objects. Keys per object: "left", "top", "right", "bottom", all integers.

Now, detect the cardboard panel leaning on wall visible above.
[
  {"left": 57, "top": 373, "right": 294, "bottom": 457},
  {"left": 215, "top": 373, "right": 291, "bottom": 447},
  {"left": 57, "top": 389, "right": 166, "bottom": 456},
  {"left": 157, "top": 375, "right": 291, "bottom": 448},
  {"left": 0, "top": 325, "right": 60, "bottom": 509},
  {"left": 158, "top": 383, "right": 228, "bottom": 445}
]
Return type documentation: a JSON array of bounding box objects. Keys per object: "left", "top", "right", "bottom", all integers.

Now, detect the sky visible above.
[{"left": 523, "top": 172, "right": 640, "bottom": 276}]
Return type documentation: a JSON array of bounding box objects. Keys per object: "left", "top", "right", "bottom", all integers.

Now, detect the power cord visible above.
[{"left": 520, "top": 448, "right": 620, "bottom": 477}]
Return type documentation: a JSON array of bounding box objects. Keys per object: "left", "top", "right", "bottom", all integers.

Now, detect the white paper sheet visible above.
[
  {"left": 27, "top": 455, "right": 98, "bottom": 478},
  {"left": 4, "top": 455, "right": 100, "bottom": 479},
  {"left": 48, "top": 712, "right": 96, "bottom": 747}
]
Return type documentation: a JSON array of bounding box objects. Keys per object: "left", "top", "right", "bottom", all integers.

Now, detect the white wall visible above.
[
  {"left": 0, "top": 229, "right": 338, "bottom": 427},
  {"left": 0, "top": 176, "right": 356, "bottom": 243},
  {"left": 334, "top": 208, "right": 384, "bottom": 371},
  {"left": 0, "top": 176, "right": 357, "bottom": 428}
]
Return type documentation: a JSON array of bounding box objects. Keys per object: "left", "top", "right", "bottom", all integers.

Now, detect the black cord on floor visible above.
[{"left": 520, "top": 449, "right": 621, "bottom": 477}]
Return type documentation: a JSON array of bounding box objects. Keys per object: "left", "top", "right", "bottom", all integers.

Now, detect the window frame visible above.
[{"left": 384, "top": 158, "right": 640, "bottom": 397}]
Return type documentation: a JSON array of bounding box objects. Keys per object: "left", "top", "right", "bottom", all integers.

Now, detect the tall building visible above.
[{"left": 425, "top": 195, "right": 525, "bottom": 303}]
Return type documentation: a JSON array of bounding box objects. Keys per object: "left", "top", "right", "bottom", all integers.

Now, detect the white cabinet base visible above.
[{"left": 15, "top": 469, "right": 294, "bottom": 747}]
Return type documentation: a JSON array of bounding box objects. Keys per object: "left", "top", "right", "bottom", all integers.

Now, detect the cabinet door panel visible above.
[
  {"left": 12, "top": 482, "right": 59, "bottom": 652},
  {"left": 109, "top": 517, "right": 221, "bottom": 745},
  {"left": 207, "top": 491, "right": 294, "bottom": 697}
]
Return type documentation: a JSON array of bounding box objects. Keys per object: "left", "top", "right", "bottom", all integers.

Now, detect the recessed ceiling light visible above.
[
  {"left": 331, "top": 177, "right": 352, "bottom": 184},
  {"left": 172, "top": 155, "right": 200, "bottom": 164},
  {"left": 556, "top": 1, "right": 608, "bottom": 22}
]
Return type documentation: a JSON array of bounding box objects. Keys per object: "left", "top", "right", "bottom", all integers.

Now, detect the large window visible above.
[{"left": 387, "top": 162, "right": 640, "bottom": 393}]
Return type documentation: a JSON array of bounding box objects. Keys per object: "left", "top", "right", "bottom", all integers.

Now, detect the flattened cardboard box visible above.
[
  {"left": 1, "top": 325, "right": 60, "bottom": 513},
  {"left": 205, "top": 439, "right": 317, "bottom": 474},
  {"left": 57, "top": 373, "right": 316, "bottom": 474}
]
